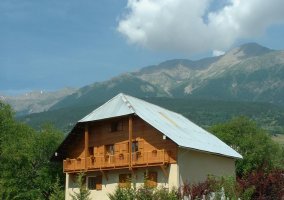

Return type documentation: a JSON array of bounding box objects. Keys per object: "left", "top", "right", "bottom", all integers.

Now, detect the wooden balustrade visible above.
[
  {"left": 63, "top": 149, "right": 169, "bottom": 172},
  {"left": 63, "top": 158, "right": 86, "bottom": 172}
]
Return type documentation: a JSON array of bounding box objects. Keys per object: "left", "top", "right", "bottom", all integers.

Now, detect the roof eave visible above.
[{"left": 178, "top": 145, "right": 243, "bottom": 160}]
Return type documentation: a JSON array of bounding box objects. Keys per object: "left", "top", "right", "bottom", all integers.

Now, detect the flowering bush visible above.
[
  {"left": 108, "top": 170, "right": 284, "bottom": 200},
  {"left": 238, "top": 170, "right": 284, "bottom": 200}
]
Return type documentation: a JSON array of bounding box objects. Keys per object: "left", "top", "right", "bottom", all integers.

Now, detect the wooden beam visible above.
[
  {"left": 160, "top": 165, "right": 169, "bottom": 178},
  {"left": 84, "top": 124, "right": 89, "bottom": 171},
  {"left": 129, "top": 115, "right": 133, "bottom": 170}
]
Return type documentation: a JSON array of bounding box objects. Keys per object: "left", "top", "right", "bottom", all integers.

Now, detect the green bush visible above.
[
  {"left": 108, "top": 185, "right": 179, "bottom": 200},
  {"left": 152, "top": 187, "right": 178, "bottom": 200},
  {"left": 108, "top": 187, "right": 136, "bottom": 200}
]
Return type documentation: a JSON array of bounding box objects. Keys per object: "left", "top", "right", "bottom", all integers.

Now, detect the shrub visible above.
[
  {"left": 109, "top": 171, "right": 284, "bottom": 200},
  {"left": 178, "top": 172, "right": 284, "bottom": 200},
  {"left": 178, "top": 176, "right": 242, "bottom": 200},
  {"left": 152, "top": 187, "right": 178, "bottom": 200},
  {"left": 238, "top": 169, "right": 284, "bottom": 200},
  {"left": 136, "top": 185, "right": 153, "bottom": 200},
  {"left": 178, "top": 180, "right": 212, "bottom": 199},
  {"left": 108, "top": 185, "right": 179, "bottom": 200},
  {"left": 108, "top": 186, "right": 136, "bottom": 200}
]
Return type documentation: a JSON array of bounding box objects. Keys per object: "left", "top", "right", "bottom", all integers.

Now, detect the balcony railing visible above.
[{"left": 63, "top": 149, "right": 170, "bottom": 172}]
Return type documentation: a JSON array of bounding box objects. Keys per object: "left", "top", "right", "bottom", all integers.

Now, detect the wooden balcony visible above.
[{"left": 63, "top": 149, "right": 170, "bottom": 172}]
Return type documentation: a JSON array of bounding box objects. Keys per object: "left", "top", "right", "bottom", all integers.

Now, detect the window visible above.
[
  {"left": 88, "top": 147, "right": 94, "bottom": 156},
  {"left": 72, "top": 174, "right": 86, "bottom": 187},
  {"left": 145, "top": 171, "right": 157, "bottom": 188},
  {"left": 110, "top": 121, "right": 123, "bottom": 132},
  {"left": 119, "top": 174, "right": 132, "bottom": 188},
  {"left": 88, "top": 176, "right": 102, "bottom": 190},
  {"left": 132, "top": 141, "right": 138, "bottom": 152},
  {"left": 132, "top": 141, "right": 139, "bottom": 161},
  {"left": 105, "top": 144, "right": 115, "bottom": 155},
  {"left": 105, "top": 144, "right": 115, "bottom": 163}
]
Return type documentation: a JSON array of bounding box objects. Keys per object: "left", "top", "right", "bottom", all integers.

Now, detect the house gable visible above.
[
  {"left": 61, "top": 115, "right": 177, "bottom": 173},
  {"left": 77, "top": 93, "right": 242, "bottom": 159}
]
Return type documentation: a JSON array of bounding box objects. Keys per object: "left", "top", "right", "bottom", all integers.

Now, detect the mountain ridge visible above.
[
  {"left": 4, "top": 42, "right": 284, "bottom": 114},
  {"left": 49, "top": 43, "right": 284, "bottom": 110},
  {"left": 2, "top": 88, "right": 77, "bottom": 115}
]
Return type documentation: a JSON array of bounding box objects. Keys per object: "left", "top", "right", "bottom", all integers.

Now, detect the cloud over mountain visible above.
[{"left": 117, "top": 0, "right": 284, "bottom": 54}]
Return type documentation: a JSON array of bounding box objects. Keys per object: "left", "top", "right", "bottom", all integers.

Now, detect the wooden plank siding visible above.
[{"left": 63, "top": 115, "right": 177, "bottom": 172}]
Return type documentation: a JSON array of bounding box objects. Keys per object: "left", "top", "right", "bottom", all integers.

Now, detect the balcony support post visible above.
[
  {"left": 84, "top": 124, "right": 89, "bottom": 171},
  {"left": 160, "top": 165, "right": 169, "bottom": 178},
  {"left": 101, "top": 170, "right": 108, "bottom": 181},
  {"left": 129, "top": 115, "right": 133, "bottom": 170},
  {"left": 131, "top": 169, "right": 137, "bottom": 180}
]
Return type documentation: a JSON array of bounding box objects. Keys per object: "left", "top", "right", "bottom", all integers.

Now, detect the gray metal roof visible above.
[{"left": 79, "top": 93, "right": 242, "bottom": 159}]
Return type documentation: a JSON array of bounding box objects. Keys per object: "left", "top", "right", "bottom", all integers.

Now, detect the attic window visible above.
[{"left": 110, "top": 121, "right": 123, "bottom": 132}]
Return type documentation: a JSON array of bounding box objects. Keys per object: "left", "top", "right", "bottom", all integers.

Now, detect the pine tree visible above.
[
  {"left": 70, "top": 173, "right": 91, "bottom": 200},
  {"left": 49, "top": 176, "right": 65, "bottom": 200}
]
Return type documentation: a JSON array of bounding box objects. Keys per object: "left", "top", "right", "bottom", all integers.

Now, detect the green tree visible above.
[
  {"left": 49, "top": 176, "right": 65, "bottom": 200},
  {"left": 70, "top": 173, "right": 91, "bottom": 200},
  {"left": 0, "top": 101, "right": 14, "bottom": 155},
  {"left": 0, "top": 100, "right": 65, "bottom": 199},
  {"left": 210, "top": 116, "right": 284, "bottom": 176}
]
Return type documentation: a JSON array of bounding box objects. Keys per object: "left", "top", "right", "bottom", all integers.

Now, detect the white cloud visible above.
[
  {"left": 212, "top": 50, "right": 225, "bottom": 57},
  {"left": 117, "top": 0, "right": 284, "bottom": 54}
]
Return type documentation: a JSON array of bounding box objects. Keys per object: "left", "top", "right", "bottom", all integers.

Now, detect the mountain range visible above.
[
  {"left": 1, "top": 88, "right": 76, "bottom": 116},
  {"left": 49, "top": 42, "right": 284, "bottom": 110},
  {"left": 2, "top": 42, "right": 284, "bottom": 134}
]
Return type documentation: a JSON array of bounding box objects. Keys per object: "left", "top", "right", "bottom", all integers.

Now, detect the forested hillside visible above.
[{"left": 18, "top": 97, "right": 284, "bottom": 135}]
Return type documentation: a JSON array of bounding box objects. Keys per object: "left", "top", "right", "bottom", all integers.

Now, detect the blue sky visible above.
[{"left": 1, "top": 0, "right": 284, "bottom": 95}]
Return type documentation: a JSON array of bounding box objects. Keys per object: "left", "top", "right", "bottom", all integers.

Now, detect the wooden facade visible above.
[{"left": 63, "top": 115, "right": 177, "bottom": 173}]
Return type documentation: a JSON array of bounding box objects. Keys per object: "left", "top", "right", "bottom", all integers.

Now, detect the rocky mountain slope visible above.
[
  {"left": 1, "top": 88, "right": 76, "bottom": 115},
  {"left": 50, "top": 43, "right": 284, "bottom": 110},
  {"left": 50, "top": 75, "right": 166, "bottom": 110},
  {"left": 4, "top": 43, "right": 284, "bottom": 115}
]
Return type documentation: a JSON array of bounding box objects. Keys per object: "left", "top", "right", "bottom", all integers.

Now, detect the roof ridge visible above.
[
  {"left": 79, "top": 93, "right": 129, "bottom": 122},
  {"left": 123, "top": 93, "right": 183, "bottom": 117},
  {"left": 121, "top": 93, "right": 136, "bottom": 113}
]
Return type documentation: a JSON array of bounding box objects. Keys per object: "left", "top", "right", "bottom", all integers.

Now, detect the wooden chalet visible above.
[{"left": 52, "top": 93, "right": 242, "bottom": 200}]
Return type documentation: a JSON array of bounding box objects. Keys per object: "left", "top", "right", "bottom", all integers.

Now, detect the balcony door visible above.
[{"left": 105, "top": 144, "right": 115, "bottom": 164}]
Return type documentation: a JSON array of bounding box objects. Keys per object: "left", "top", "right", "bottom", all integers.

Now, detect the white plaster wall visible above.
[
  {"left": 168, "top": 164, "right": 178, "bottom": 189},
  {"left": 65, "top": 164, "right": 178, "bottom": 200},
  {"left": 178, "top": 148, "right": 236, "bottom": 185}
]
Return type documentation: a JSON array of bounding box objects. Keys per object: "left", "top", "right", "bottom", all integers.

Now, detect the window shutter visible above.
[{"left": 96, "top": 175, "right": 102, "bottom": 190}]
